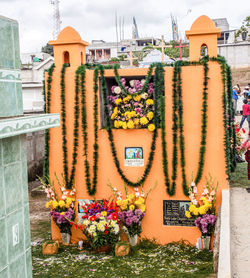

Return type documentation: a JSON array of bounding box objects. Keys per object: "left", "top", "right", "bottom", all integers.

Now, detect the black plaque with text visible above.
[{"left": 163, "top": 200, "right": 195, "bottom": 226}]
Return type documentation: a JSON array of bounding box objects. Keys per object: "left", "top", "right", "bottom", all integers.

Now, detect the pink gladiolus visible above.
[{"left": 193, "top": 187, "right": 198, "bottom": 194}]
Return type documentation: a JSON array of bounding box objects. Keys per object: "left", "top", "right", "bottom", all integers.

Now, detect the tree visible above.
[{"left": 41, "top": 43, "right": 54, "bottom": 56}]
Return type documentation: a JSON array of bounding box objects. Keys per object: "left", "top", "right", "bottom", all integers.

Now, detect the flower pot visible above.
[
  {"left": 201, "top": 236, "right": 211, "bottom": 250},
  {"left": 42, "top": 241, "right": 59, "bottom": 255},
  {"left": 115, "top": 242, "right": 130, "bottom": 256},
  {"left": 94, "top": 245, "right": 111, "bottom": 253},
  {"left": 61, "top": 233, "right": 71, "bottom": 244},
  {"left": 128, "top": 234, "right": 138, "bottom": 246}
]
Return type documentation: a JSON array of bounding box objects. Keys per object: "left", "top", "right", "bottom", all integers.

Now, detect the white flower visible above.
[
  {"left": 140, "top": 192, "right": 145, "bottom": 197},
  {"left": 62, "top": 195, "right": 67, "bottom": 200},
  {"left": 192, "top": 199, "right": 198, "bottom": 206},
  {"left": 70, "top": 191, "right": 75, "bottom": 196},
  {"left": 203, "top": 188, "right": 209, "bottom": 195},
  {"left": 93, "top": 232, "right": 97, "bottom": 237},
  {"left": 190, "top": 181, "right": 196, "bottom": 187},
  {"left": 83, "top": 220, "right": 90, "bottom": 226},
  {"left": 193, "top": 187, "right": 197, "bottom": 194},
  {"left": 210, "top": 190, "right": 215, "bottom": 196},
  {"left": 135, "top": 192, "right": 140, "bottom": 197},
  {"left": 114, "top": 86, "right": 121, "bottom": 94},
  {"left": 113, "top": 187, "right": 117, "bottom": 191},
  {"left": 141, "top": 79, "right": 146, "bottom": 85},
  {"left": 61, "top": 187, "right": 66, "bottom": 192},
  {"left": 140, "top": 93, "right": 148, "bottom": 99},
  {"left": 129, "top": 80, "right": 135, "bottom": 87},
  {"left": 134, "top": 187, "right": 139, "bottom": 192}
]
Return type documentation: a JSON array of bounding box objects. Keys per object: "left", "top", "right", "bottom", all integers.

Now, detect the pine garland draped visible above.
[{"left": 43, "top": 63, "right": 55, "bottom": 179}]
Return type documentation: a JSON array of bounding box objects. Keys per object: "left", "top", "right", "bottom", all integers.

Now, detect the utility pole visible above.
[{"left": 50, "top": 0, "right": 61, "bottom": 40}]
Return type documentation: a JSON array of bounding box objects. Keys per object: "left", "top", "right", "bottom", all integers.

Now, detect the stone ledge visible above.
[
  {"left": 0, "top": 113, "right": 60, "bottom": 139},
  {"left": 218, "top": 189, "right": 231, "bottom": 278}
]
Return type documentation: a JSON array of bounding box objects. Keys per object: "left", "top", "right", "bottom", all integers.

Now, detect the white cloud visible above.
[{"left": 0, "top": 0, "right": 248, "bottom": 52}]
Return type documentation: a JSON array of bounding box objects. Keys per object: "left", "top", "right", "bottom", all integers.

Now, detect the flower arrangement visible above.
[
  {"left": 108, "top": 78, "right": 155, "bottom": 131},
  {"left": 40, "top": 176, "right": 76, "bottom": 235},
  {"left": 185, "top": 176, "right": 218, "bottom": 237},
  {"left": 185, "top": 177, "right": 217, "bottom": 219},
  {"left": 77, "top": 200, "right": 120, "bottom": 250},
  {"left": 108, "top": 182, "right": 156, "bottom": 237}
]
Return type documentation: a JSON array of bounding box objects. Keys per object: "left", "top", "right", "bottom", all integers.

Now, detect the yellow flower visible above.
[
  {"left": 115, "top": 98, "right": 122, "bottom": 105},
  {"left": 138, "top": 204, "right": 146, "bottom": 212},
  {"left": 45, "top": 202, "right": 51, "bottom": 208},
  {"left": 116, "top": 200, "right": 122, "bottom": 206},
  {"left": 129, "top": 205, "right": 135, "bottom": 211},
  {"left": 114, "top": 120, "right": 120, "bottom": 128},
  {"left": 140, "top": 117, "right": 149, "bottom": 125},
  {"left": 60, "top": 212, "right": 65, "bottom": 215},
  {"left": 189, "top": 204, "right": 196, "bottom": 213},
  {"left": 130, "top": 111, "right": 137, "bottom": 118},
  {"left": 198, "top": 206, "right": 207, "bottom": 215},
  {"left": 101, "top": 211, "right": 107, "bottom": 217},
  {"left": 118, "top": 121, "right": 123, "bottom": 127},
  {"left": 127, "top": 120, "right": 135, "bottom": 129},
  {"left": 147, "top": 124, "right": 155, "bottom": 132},
  {"left": 114, "top": 107, "right": 118, "bottom": 114},
  {"left": 147, "top": 111, "right": 154, "bottom": 120},
  {"left": 134, "top": 118, "right": 140, "bottom": 125},
  {"left": 66, "top": 197, "right": 72, "bottom": 205},
  {"left": 122, "top": 122, "right": 127, "bottom": 129},
  {"left": 58, "top": 200, "right": 65, "bottom": 208},
  {"left": 185, "top": 211, "right": 191, "bottom": 218},
  {"left": 193, "top": 208, "right": 199, "bottom": 216},
  {"left": 52, "top": 201, "right": 58, "bottom": 209},
  {"left": 146, "top": 99, "right": 154, "bottom": 105},
  {"left": 135, "top": 197, "right": 145, "bottom": 206},
  {"left": 111, "top": 113, "right": 116, "bottom": 120},
  {"left": 128, "top": 193, "right": 135, "bottom": 201},
  {"left": 133, "top": 95, "right": 141, "bottom": 102}
]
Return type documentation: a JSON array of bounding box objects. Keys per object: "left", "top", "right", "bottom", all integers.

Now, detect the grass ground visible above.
[
  {"left": 230, "top": 162, "right": 250, "bottom": 187},
  {"left": 31, "top": 219, "right": 214, "bottom": 278}
]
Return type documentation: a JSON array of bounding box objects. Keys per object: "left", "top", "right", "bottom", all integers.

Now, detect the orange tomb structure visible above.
[{"left": 46, "top": 15, "right": 229, "bottom": 245}]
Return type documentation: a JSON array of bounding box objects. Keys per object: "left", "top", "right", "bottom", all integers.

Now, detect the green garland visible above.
[
  {"left": 113, "top": 63, "right": 154, "bottom": 95},
  {"left": 99, "top": 64, "right": 159, "bottom": 187},
  {"left": 79, "top": 65, "right": 99, "bottom": 195},
  {"left": 60, "top": 63, "right": 80, "bottom": 189},
  {"left": 43, "top": 63, "right": 55, "bottom": 179}
]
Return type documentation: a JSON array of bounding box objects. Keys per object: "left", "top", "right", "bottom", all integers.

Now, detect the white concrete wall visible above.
[
  {"left": 22, "top": 86, "right": 44, "bottom": 112},
  {"left": 218, "top": 43, "right": 250, "bottom": 68}
]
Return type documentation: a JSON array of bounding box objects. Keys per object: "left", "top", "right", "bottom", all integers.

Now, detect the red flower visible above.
[
  {"left": 90, "top": 215, "right": 96, "bottom": 221},
  {"left": 79, "top": 225, "right": 84, "bottom": 231},
  {"left": 104, "top": 230, "right": 109, "bottom": 235},
  {"left": 74, "top": 224, "right": 78, "bottom": 230},
  {"left": 242, "top": 128, "right": 246, "bottom": 133},
  {"left": 236, "top": 128, "right": 240, "bottom": 133},
  {"left": 112, "top": 213, "right": 118, "bottom": 221},
  {"left": 69, "top": 222, "right": 73, "bottom": 226},
  {"left": 82, "top": 215, "right": 88, "bottom": 219}
]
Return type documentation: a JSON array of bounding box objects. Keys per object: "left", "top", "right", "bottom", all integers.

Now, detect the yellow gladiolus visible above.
[
  {"left": 193, "top": 208, "right": 199, "bottom": 216},
  {"left": 147, "top": 124, "right": 155, "bottom": 132},
  {"left": 122, "top": 122, "right": 127, "bottom": 129},
  {"left": 198, "top": 206, "right": 207, "bottom": 215},
  {"left": 189, "top": 204, "right": 196, "bottom": 213},
  {"left": 66, "top": 197, "right": 72, "bottom": 204},
  {"left": 138, "top": 204, "right": 146, "bottom": 212},
  {"left": 185, "top": 211, "right": 191, "bottom": 219},
  {"left": 119, "top": 121, "right": 123, "bottom": 127},
  {"left": 128, "top": 193, "right": 135, "bottom": 201},
  {"left": 52, "top": 201, "right": 58, "bottom": 209},
  {"left": 45, "top": 202, "right": 51, "bottom": 208},
  {"left": 58, "top": 200, "right": 65, "bottom": 208}
]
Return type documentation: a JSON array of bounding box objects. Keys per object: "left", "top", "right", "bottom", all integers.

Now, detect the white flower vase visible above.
[
  {"left": 201, "top": 236, "right": 211, "bottom": 250},
  {"left": 128, "top": 234, "right": 138, "bottom": 246},
  {"left": 61, "top": 233, "right": 71, "bottom": 244}
]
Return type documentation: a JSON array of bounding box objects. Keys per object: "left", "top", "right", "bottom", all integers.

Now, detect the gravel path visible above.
[{"left": 231, "top": 187, "right": 250, "bottom": 278}]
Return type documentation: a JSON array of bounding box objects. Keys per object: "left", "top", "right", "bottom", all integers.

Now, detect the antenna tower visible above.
[{"left": 50, "top": 0, "right": 61, "bottom": 39}]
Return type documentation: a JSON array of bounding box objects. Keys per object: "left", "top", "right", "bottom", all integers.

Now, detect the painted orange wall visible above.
[
  {"left": 47, "top": 63, "right": 228, "bottom": 245},
  {"left": 47, "top": 16, "right": 228, "bottom": 245}
]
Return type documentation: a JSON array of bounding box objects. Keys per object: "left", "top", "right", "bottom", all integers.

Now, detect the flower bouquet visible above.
[
  {"left": 108, "top": 182, "right": 156, "bottom": 246},
  {"left": 40, "top": 175, "right": 76, "bottom": 243},
  {"left": 185, "top": 176, "right": 218, "bottom": 249},
  {"left": 108, "top": 78, "right": 156, "bottom": 131},
  {"left": 78, "top": 199, "right": 120, "bottom": 252}
]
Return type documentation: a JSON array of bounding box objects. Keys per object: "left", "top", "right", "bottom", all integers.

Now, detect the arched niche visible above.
[
  {"left": 63, "top": 51, "right": 70, "bottom": 64},
  {"left": 200, "top": 44, "right": 208, "bottom": 57}
]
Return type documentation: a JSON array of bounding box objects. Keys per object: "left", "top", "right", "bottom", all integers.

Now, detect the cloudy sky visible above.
[{"left": 0, "top": 0, "right": 248, "bottom": 53}]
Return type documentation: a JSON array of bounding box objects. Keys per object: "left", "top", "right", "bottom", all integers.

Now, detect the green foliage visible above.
[
  {"left": 41, "top": 43, "right": 54, "bottom": 56},
  {"left": 230, "top": 162, "right": 250, "bottom": 187},
  {"left": 79, "top": 65, "right": 99, "bottom": 195},
  {"left": 235, "top": 15, "right": 250, "bottom": 38},
  {"left": 43, "top": 63, "right": 55, "bottom": 179}
]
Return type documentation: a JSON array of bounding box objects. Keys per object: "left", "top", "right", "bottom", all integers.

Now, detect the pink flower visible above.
[
  {"left": 211, "top": 190, "right": 215, "bottom": 196},
  {"left": 193, "top": 187, "right": 198, "bottom": 194}
]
